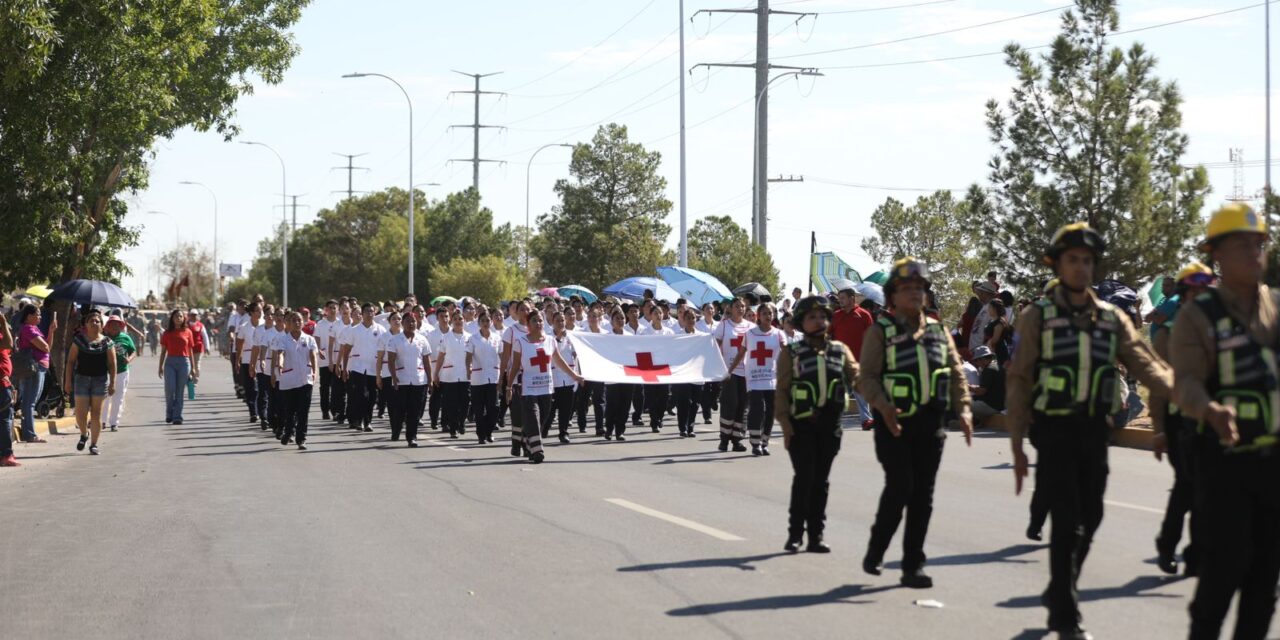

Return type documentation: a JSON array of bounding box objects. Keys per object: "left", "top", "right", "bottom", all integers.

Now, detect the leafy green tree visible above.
[
  {"left": 861, "top": 189, "right": 987, "bottom": 320},
  {"left": 981, "top": 0, "right": 1210, "bottom": 290},
  {"left": 688, "top": 216, "right": 779, "bottom": 294},
  {"left": 532, "top": 124, "right": 674, "bottom": 292},
  {"left": 414, "top": 189, "right": 517, "bottom": 296},
  {"left": 0, "top": 0, "right": 309, "bottom": 291},
  {"left": 431, "top": 256, "right": 528, "bottom": 307}
]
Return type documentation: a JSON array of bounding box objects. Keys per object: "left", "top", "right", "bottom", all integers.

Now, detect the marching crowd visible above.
[{"left": 2, "top": 202, "right": 1277, "bottom": 639}]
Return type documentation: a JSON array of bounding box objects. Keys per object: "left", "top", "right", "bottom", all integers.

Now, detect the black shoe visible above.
[
  {"left": 1055, "top": 626, "right": 1093, "bottom": 640},
  {"left": 807, "top": 537, "right": 832, "bottom": 553},
  {"left": 165, "top": 419, "right": 173, "bottom": 424},
  {"left": 322, "top": 413, "right": 330, "bottom": 421},
  {"left": 486, "top": 437, "right": 495, "bottom": 443},
  {"left": 529, "top": 451, "right": 545, "bottom": 464},
  {"left": 1157, "top": 543, "right": 1179, "bottom": 576},
  {"left": 77, "top": 435, "right": 88, "bottom": 451},
  {"left": 596, "top": 430, "right": 605, "bottom": 437},
  {"left": 298, "top": 443, "right": 308, "bottom": 451},
  {"left": 459, "top": 428, "right": 466, "bottom": 434},
  {"left": 89, "top": 444, "right": 99, "bottom": 455},
  {"left": 703, "top": 418, "right": 712, "bottom": 425},
  {"left": 604, "top": 433, "right": 613, "bottom": 441},
  {"left": 173, "top": 420, "right": 182, "bottom": 425},
  {"left": 281, "top": 436, "right": 291, "bottom": 446},
  {"left": 862, "top": 553, "right": 883, "bottom": 576},
  {"left": 249, "top": 415, "right": 258, "bottom": 424},
  {"left": 785, "top": 532, "right": 804, "bottom": 553},
  {"left": 651, "top": 426, "right": 659, "bottom": 433},
  {"left": 363, "top": 425, "right": 372, "bottom": 432},
  {"left": 408, "top": 441, "right": 419, "bottom": 448},
  {"left": 761, "top": 446, "right": 771, "bottom": 456},
  {"left": 510, "top": 443, "right": 522, "bottom": 457},
  {"left": 450, "top": 433, "right": 458, "bottom": 439},
  {"left": 579, "top": 426, "right": 586, "bottom": 433},
  {"left": 261, "top": 423, "right": 269, "bottom": 431},
  {"left": 616, "top": 435, "right": 626, "bottom": 442},
  {"left": 718, "top": 438, "right": 729, "bottom": 452},
  {"left": 558, "top": 434, "right": 570, "bottom": 444},
  {"left": 732, "top": 441, "right": 747, "bottom": 453},
  {"left": 751, "top": 445, "right": 762, "bottom": 456},
  {"left": 900, "top": 569, "right": 933, "bottom": 589},
  {"left": 1026, "top": 525, "right": 1043, "bottom": 542}
]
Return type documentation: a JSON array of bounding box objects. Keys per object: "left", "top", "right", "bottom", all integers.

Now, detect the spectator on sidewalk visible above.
[
  {"left": 103, "top": 317, "right": 136, "bottom": 432},
  {"left": 146, "top": 317, "right": 161, "bottom": 356},
  {"left": 159, "top": 310, "right": 196, "bottom": 425},
  {"left": 65, "top": 309, "right": 116, "bottom": 455},
  {"left": 968, "top": 280, "right": 999, "bottom": 355},
  {"left": 831, "top": 284, "right": 875, "bottom": 430},
  {"left": 968, "top": 346, "right": 1005, "bottom": 425},
  {"left": 0, "top": 315, "right": 17, "bottom": 466},
  {"left": 15, "top": 304, "right": 50, "bottom": 443}
]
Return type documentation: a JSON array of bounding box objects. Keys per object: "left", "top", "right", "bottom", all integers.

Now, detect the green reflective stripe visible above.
[
  {"left": 816, "top": 353, "right": 828, "bottom": 408},
  {"left": 916, "top": 344, "right": 931, "bottom": 406},
  {"left": 1263, "top": 348, "right": 1280, "bottom": 435},
  {"left": 1076, "top": 331, "right": 1091, "bottom": 404},
  {"left": 1041, "top": 305, "right": 1057, "bottom": 359},
  {"left": 1218, "top": 317, "right": 1236, "bottom": 386}
]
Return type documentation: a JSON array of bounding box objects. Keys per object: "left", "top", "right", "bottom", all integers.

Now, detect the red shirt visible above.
[
  {"left": 0, "top": 347, "right": 10, "bottom": 389},
  {"left": 160, "top": 329, "right": 194, "bottom": 358},
  {"left": 831, "top": 306, "right": 874, "bottom": 360},
  {"left": 188, "top": 321, "right": 206, "bottom": 353},
  {"left": 303, "top": 320, "right": 316, "bottom": 336}
]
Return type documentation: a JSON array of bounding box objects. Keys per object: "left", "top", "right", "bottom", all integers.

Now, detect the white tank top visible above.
[
  {"left": 516, "top": 333, "right": 556, "bottom": 397},
  {"left": 715, "top": 319, "right": 751, "bottom": 377},
  {"left": 743, "top": 327, "right": 783, "bottom": 392}
]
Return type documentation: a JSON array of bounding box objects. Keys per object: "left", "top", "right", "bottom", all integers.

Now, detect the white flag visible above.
[{"left": 567, "top": 333, "right": 728, "bottom": 385}]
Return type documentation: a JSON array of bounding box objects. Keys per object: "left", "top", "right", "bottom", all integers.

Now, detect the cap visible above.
[
  {"left": 972, "top": 345, "right": 994, "bottom": 360},
  {"left": 974, "top": 281, "right": 998, "bottom": 295}
]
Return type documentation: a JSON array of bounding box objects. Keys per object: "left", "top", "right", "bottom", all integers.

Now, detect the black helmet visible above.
[
  {"left": 1044, "top": 222, "right": 1106, "bottom": 265},
  {"left": 793, "top": 295, "right": 833, "bottom": 321},
  {"left": 883, "top": 257, "right": 932, "bottom": 299}
]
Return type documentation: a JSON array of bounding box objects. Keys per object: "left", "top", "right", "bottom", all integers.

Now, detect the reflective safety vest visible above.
[
  {"left": 787, "top": 339, "right": 849, "bottom": 421},
  {"left": 879, "top": 316, "right": 951, "bottom": 418},
  {"left": 1157, "top": 319, "right": 1182, "bottom": 420},
  {"left": 1195, "top": 290, "right": 1280, "bottom": 452},
  {"left": 1031, "top": 298, "right": 1124, "bottom": 418}
]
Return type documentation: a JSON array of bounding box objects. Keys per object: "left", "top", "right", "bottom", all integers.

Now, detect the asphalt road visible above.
[{"left": 0, "top": 352, "right": 1238, "bottom": 639}]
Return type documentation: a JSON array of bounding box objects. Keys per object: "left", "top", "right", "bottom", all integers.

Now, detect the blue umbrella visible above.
[
  {"left": 45, "top": 279, "right": 137, "bottom": 309},
  {"left": 656, "top": 266, "right": 733, "bottom": 307},
  {"left": 602, "top": 277, "right": 681, "bottom": 304},
  {"left": 557, "top": 285, "right": 598, "bottom": 304}
]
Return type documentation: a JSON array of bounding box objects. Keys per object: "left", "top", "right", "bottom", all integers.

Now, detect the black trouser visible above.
[
  {"left": 395, "top": 385, "right": 427, "bottom": 443},
  {"left": 1029, "top": 417, "right": 1110, "bottom": 632},
  {"left": 471, "top": 383, "right": 498, "bottom": 443},
  {"left": 496, "top": 373, "right": 509, "bottom": 428},
  {"left": 385, "top": 380, "right": 405, "bottom": 439},
  {"left": 347, "top": 372, "right": 376, "bottom": 429},
  {"left": 647, "top": 384, "right": 669, "bottom": 430},
  {"left": 605, "top": 384, "right": 632, "bottom": 437},
  {"left": 441, "top": 381, "right": 470, "bottom": 436},
  {"left": 576, "top": 381, "right": 604, "bottom": 433},
  {"left": 520, "top": 393, "right": 551, "bottom": 456},
  {"left": 240, "top": 363, "right": 258, "bottom": 420},
  {"left": 509, "top": 384, "right": 524, "bottom": 450},
  {"left": 1157, "top": 421, "right": 1196, "bottom": 568},
  {"left": 631, "top": 384, "right": 644, "bottom": 423},
  {"left": 1188, "top": 436, "right": 1280, "bottom": 640},
  {"left": 281, "top": 384, "right": 312, "bottom": 444},
  {"left": 672, "top": 383, "right": 700, "bottom": 434},
  {"left": 551, "top": 385, "right": 575, "bottom": 437},
  {"left": 1029, "top": 478, "right": 1050, "bottom": 535},
  {"left": 429, "top": 381, "right": 443, "bottom": 429},
  {"left": 747, "top": 389, "right": 776, "bottom": 447},
  {"left": 867, "top": 408, "right": 946, "bottom": 575},
  {"left": 719, "top": 375, "right": 748, "bottom": 442},
  {"left": 377, "top": 375, "right": 391, "bottom": 417},
  {"left": 788, "top": 416, "right": 842, "bottom": 537},
  {"left": 264, "top": 374, "right": 284, "bottom": 436},
  {"left": 330, "top": 367, "right": 347, "bottom": 420},
  {"left": 701, "top": 380, "right": 720, "bottom": 421},
  {"left": 318, "top": 366, "right": 332, "bottom": 418},
  {"left": 254, "top": 373, "right": 272, "bottom": 430}
]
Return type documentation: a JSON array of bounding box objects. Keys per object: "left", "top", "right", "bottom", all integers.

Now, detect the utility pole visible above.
[
  {"left": 449, "top": 70, "right": 507, "bottom": 196},
  {"left": 808, "top": 230, "right": 816, "bottom": 294},
  {"left": 275, "top": 195, "right": 309, "bottom": 232},
  {"left": 331, "top": 152, "right": 370, "bottom": 200},
  {"left": 1230, "top": 149, "right": 1246, "bottom": 202},
  {"left": 693, "top": 0, "right": 817, "bottom": 251}
]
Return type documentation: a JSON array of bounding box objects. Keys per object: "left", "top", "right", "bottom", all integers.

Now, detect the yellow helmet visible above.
[
  {"left": 1044, "top": 222, "right": 1106, "bottom": 266},
  {"left": 1043, "top": 278, "right": 1059, "bottom": 294},
  {"left": 1200, "top": 203, "right": 1266, "bottom": 252},
  {"left": 1174, "top": 261, "right": 1215, "bottom": 290},
  {"left": 884, "top": 257, "right": 931, "bottom": 298}
]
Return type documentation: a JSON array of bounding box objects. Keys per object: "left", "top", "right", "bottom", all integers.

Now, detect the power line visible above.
[
  {"left": 501, "top": 0, "right": 663, "bottom": 92},
  {"left": 816, "top": 0, "right": 956, "bottom": 15}
]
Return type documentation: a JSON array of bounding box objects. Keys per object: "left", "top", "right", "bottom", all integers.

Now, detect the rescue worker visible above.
[
  {"left": 1008, "top": 223, "right": 1173, "bottom": 640},
  {"left": 1170, "top": 203, "right": 1280, "bottom": 640},
  {"left": 1149, "top": 262, "right": 1215, "bottom": 577},
  {"left": 774, "top": 296, "right": 858, "bottom": 553},
  {"left": 858, "top": 258, "right": 972, "bottom": 590}
]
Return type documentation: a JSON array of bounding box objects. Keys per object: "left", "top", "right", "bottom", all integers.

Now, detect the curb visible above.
[
  {"left": 10, "top": 416, "right": 76, "bottom": 442},
  {"left": 981, "top": 415, "right": 1154, "bottom": 451}
]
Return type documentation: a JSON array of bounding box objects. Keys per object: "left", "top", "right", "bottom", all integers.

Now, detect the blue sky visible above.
[{"left": 124, "top": 0, "right": 1272, "bottom": 301}]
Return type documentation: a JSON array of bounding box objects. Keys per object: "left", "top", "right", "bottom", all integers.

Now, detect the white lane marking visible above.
[
  {"left": 605, "top": 498, "right": 745, "bottom": 541},
  {"left": 448, "top": 446, "right": 466, "bottom": 451},
  {"left": 1105, "top": 499, "right": 1163, "bottom": 515}
]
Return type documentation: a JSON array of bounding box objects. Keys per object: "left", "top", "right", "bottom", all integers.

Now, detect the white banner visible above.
[
  {"left": 567, "top": 332, "right": 728, "bottom": 385},
  {"left": 219, "top": 263, "right": 242, "bottom": 278}
]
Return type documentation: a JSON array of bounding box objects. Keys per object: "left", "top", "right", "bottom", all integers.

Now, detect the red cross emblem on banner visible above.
[
  {"left": 749, "top": 342, "right": 774, "bottom": 367},
  {"left": 624, "top": 352, "right": 671, "bottom": 383},
  {"left": 529, "top": 348, "right": 551, "bottom": 373}
]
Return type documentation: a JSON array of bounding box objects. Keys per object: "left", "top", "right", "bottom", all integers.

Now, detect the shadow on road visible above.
[
  {"left": 1009, "top": 629, "right": 1051, "bottom": 640},
  {"left": 666, "top": 583, "right": 897, "bottom": 616},
  {"left": 885, "top": 543, "right": 1043, "bottom": 569},
  {"left": 997, "top": 575, "right": 1180, "bottom": 609},
  {"left": 618, "top": 552, "right": 791, "bottom": 573}
]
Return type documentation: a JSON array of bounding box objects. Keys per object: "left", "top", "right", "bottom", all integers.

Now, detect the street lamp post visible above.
[
  {"left": 178, "top": 181, "right": 218, "bottom": 300},
  {"left": 525, "top": 143, "right": 574, "bottom": 272},
  {"left": 240, "top": 141, "right": 288, "bottom": 306},
  {"left": 343, "top": 72, "right": 416, "bottom": 295},
  {"left": 752, "top": 69, "right": 821, "bottom": 247}
]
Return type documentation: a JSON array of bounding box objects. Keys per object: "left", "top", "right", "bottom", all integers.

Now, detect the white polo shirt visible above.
[
  {"left": 375, "top": 329, "right": 400, "bottom": 378},
  {"left": 312, "top": 318, "right": 333, "bottom": 369},
  {"left": 466, "top": 330, "right": 503, "bottom": 385},
  {"left": 345, "top": 322, "right": 386, "bottom": 376},
  {"left": 277, "top": 332, "right": 317, "bottom": 391},
  {"left": 238, "top": 317, "right": 259, "bottom": 365},
  {"left": 253, "top": 325, "right": 276, "bottom": 375},
  {"left": 389, "top": 332, "right": 431, "bottom": 386},
  {"left": 639, "top": 323, "right": 674, "bottom": 336},
  {"left": 436, "top": 331, "right": 471, "bottom": 384}
]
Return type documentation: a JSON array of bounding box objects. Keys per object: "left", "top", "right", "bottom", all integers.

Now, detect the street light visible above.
[
  {"left": 240, "top": 140, "right": 288, "bottom": 307},
  {"left": 343, "top": 72, "right": 416, "bottom": 295},
  {"left": 178, "top": 181, "right": 218, "bottom": 300},
  {"left": 525, "top": 143, "right": 574, "bottom": 271},
  {"left": 753, "top": 69, "right": 821, "bottom": 246}
]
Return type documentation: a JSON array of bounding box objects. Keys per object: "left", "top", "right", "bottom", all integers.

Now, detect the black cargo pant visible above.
[
  {"left": 788, "top": 415, "right": 842, "bottom": 537},
  {"left": 281, "top": 384, "right": 312, "bottom": 444},
  {"left": 318, "top": 366, "right": 333, "bottom": 419},
  {"left": 867, "top": 408, "right": 946, "bottom": 576}
]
